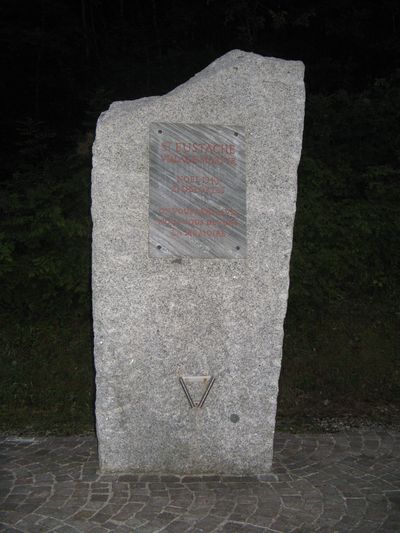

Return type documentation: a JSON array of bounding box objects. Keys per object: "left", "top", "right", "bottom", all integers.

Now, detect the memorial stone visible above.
[{"left": 92, "top": 50, "right": 305, "bottom": 473}]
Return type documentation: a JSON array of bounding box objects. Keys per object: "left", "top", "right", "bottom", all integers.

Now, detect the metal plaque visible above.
[{"left": 149, "top": 122, "right": 246, "bottom": 258}]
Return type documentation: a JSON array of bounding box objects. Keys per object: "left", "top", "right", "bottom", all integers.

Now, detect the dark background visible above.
[{"left": 1, "top": 0, "right": 399, "bottom": 433}]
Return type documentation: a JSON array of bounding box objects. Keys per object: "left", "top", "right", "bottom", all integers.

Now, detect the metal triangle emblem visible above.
[{"left": 179, "top": 375, "right": 215, "bottom": 408}]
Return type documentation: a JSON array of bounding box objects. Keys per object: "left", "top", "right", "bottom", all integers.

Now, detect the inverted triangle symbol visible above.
[{"left": 179, "top": 375, "right": 215, "bottom": 408}]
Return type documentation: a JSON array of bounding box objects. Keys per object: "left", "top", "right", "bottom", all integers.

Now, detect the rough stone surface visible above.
[
  {"left": 91, "top": 50, "right": 305, "bottom": 473},
  {"left": 1, "top": 430, "right": 400, "bottom": 532}
]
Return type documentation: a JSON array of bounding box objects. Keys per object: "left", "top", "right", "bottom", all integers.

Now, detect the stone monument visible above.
[{"left": 92, "top": 50, "right": 305, "bottom": 473}]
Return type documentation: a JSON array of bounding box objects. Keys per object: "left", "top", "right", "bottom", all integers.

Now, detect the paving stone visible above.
[{"left": 0, "top": 429, "right": 399, "bottom": 531}]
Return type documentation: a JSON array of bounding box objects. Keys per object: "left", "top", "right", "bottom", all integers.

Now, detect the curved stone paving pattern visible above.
[{"left": 1, "top": 430, "right": 400, "bottom": 532}]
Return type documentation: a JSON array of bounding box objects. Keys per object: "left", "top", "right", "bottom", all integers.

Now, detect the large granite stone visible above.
[{"left": 92, "top": 50, "right": 305, "bottom": 473}]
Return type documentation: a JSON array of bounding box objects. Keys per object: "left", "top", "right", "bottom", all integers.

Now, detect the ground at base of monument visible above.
[
  {"left": 1, "top": 429, "right": 400, "bottom": 532},
  {"left": 277, "top": 401, "right": 400, "bottom": 433},
  {"left": 1, "top": 408, "right": 400, "bottom": 439}
]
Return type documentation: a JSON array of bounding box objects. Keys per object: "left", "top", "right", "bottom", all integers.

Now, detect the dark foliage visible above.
[{"left": 0, "top": 0, "right": 399, "bottom": 432}]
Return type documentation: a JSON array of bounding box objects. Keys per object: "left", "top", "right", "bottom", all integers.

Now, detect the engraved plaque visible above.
[{"left": 149, "top": 122, "right": 246, "bottom": 258}]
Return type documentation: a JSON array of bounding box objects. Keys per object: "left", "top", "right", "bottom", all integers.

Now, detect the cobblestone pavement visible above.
[{"left": 1, "top": 429, "right": 400, "bottom": 532}]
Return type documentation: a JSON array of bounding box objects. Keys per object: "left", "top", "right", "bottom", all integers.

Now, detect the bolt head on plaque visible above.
[{"left": 149, "top": 122, "right": 246, "bottom": 258}]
